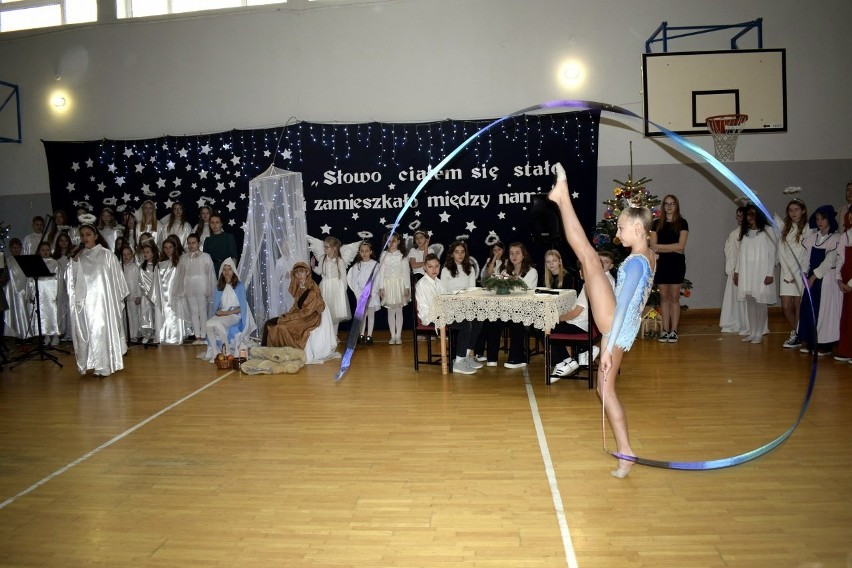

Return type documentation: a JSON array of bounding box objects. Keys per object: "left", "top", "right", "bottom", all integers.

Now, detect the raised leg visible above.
[{"left": 548, "top": 163, "right": 615, "bottom": 333}]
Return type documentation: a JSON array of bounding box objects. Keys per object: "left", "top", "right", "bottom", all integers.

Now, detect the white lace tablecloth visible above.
[{"left": 431, "top": 288, "right": 577, "bottom": 332}]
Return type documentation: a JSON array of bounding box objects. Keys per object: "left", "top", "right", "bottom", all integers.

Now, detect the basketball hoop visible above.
[{"left": 706, "top": 114, "right": 748, "bottom": 162}]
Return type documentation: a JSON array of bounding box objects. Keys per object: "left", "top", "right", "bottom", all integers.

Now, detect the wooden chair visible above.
[
  {"left": 543, "top": 313, "right": 600, "bottom": 388},
  {"left": 411, "top": 292, "right": 456, "bottom": 372}
]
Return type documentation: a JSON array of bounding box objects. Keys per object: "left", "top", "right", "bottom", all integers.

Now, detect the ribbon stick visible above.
[{"left": 337, "top": 98, "right": 818, "bottom": 476}]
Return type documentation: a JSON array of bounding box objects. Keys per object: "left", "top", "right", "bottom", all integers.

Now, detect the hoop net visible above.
[{"left": 706, "top": 114, "right": 748, "bottom": 162}]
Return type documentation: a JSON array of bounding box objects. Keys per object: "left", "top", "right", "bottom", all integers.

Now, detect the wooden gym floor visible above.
[{"left": 0, "top": 310, "right": 850, "bottom": 568}]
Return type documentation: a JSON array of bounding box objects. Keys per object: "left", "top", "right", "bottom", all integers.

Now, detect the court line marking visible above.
[
  {"left": 523, "top": 366, "right": 580, "bottom": 568},
  {"left": 0, "top": 370, "right": 235, "bottom": 511}
]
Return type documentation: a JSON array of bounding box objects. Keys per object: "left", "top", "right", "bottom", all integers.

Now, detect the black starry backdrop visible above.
[{"left": 44, "top": 110, "right": 599, "bottom": 331}]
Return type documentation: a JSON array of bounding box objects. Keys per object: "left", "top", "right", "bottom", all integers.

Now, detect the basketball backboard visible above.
[{"left": 642, "top": 49, "right": 786, "bottom": 137}]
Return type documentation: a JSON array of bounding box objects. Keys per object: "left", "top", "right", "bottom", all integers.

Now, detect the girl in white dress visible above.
[
  {"left": 377, "top": 232, "right": 410, "bottom": 345},
  {"left": 66, "top": 224, "right": 129, "bottom": 377},
  {"left": 158, "top": 236, "right": 188, "bottom": 345},
  {"left": 311, "top": 236, "right": 352, "bottom": 338},
  {"left": 52, "top": 232, "right": 73, "bottom": 340},
  {"left": 407, "top": 230, "right": 430, "bottom": 280},
  {"left": 719, "top": 207, "right": 749, "bottom": 334},
  {"left": 775, "top": 199, "right": 812, "bottom": 348},
  {"left": 158, "top": 202, "right": 193, "bottom": 248},
  {"left": 733, "top": 204, "right": 777, "bottom": 344},
  {"left": 138, "top": 200, "right": 160, "bottom": 248},
  {"left": 120, "top": 244, "right": 142, "bottom": 343},
  {"left": 347, "top": 241, "right": 380, "bottom": 344},
  {"left": 123, "top": 212, "right": 139, "bottom": 255},
  {"left": 139, "top": 242, "right": 162, "bottom": 345},
  {"left": 32, "top": 242, "right": 62, "bottom": 346},
  {"left": 175, "top": 233, "right": 216, "bottom": 345},
  {"left": 193, "top": 205, "right": 212, "bottom": 250},
  {"left": 97, "top": 207, "right": 122, "bottom": 252}
]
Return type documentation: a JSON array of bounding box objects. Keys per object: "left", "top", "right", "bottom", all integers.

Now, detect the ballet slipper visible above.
[
  {"left": 611, "top": 459, "right": 634, "bottom": 479},
  {"left": 548, "top": 163, "right": 570, "bottom": 205}
]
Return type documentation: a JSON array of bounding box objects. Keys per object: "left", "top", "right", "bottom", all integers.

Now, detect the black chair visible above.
[{"left": 544, "top": 313, "right": 601, "bottom": 388}]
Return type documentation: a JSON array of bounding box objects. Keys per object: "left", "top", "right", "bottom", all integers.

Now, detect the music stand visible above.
[{"left": 9, "top": 255, "right": 63, "bottom": 369}]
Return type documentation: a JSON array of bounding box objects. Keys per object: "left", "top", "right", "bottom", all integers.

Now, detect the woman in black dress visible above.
[{"left": 650, "top": 194, "right": 689, "bottom": 342}]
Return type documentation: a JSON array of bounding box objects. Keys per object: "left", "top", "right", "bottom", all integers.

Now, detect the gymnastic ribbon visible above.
[{"left": 337, "top": 97, "right": 817, "bottom": 478}]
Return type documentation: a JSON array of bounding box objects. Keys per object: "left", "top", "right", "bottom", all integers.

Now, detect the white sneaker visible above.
[
  {"left": 452, "top": 359, "right": 477, "bottom": 375},
  {"left": 578, "top": 346, "right": 600, "bottom": 366},
  {"left": 658, "top": 331, "right": 669, "bottom": 343},
  {"left": 504, "top": 361, "right": 527, "bottom": 369},
  {"left": 467, "top": 356, "right": 484, "bottom": 369},
  {"left": 193, "top": 339, "right": 207, "bottom": 346},
  {"left": 554, "top": 359, "right": 580, "bottom": 377},
  {"left": 486, "top": 361, "right": 498, "bottom": 367},
  {"left": 554, "top": 357, "right": 572, "bottom": 371},
  {"left": 474, "top": 355, "right": 488, "bottom": 362}
]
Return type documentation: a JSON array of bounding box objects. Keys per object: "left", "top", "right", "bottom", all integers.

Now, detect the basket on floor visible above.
[{"left": 215, "top": 346, "right": 232, "bottom": 370}]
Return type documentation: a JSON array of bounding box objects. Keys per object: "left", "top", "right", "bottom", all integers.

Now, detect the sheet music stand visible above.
[{"left": 9, "top": 255, "right": 63, "bottom": 369}]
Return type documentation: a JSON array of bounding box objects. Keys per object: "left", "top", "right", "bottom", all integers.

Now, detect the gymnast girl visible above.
[{"left": 548, "top": 162, "right": 655, "bottom": 479}]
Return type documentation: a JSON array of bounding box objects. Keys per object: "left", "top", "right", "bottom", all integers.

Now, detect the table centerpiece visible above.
[{"left": 481, "top": 274, "right": 529, "bottom": 295}]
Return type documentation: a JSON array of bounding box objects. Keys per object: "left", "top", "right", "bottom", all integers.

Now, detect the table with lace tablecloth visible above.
[{"left": 431, "top": 288, "right": 577, "bottom": 374}]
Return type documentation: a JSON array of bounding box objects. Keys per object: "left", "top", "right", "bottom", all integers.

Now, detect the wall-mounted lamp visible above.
[
  {"left": 49, "top": 89, "right": 70, "bottom": 113},
  {"left": 557, "top": 60, "right": 587, "bottom": 90}
]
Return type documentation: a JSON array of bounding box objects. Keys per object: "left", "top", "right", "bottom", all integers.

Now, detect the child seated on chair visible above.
[
  {"left": 198, "top": 258, "right": 252, "bottom": 362},
  {"left": 261, "top": 261, "right": 325, "bottom": 350},
  {"left": 415, "top": 254, "right": 483, "bottom": 375}
]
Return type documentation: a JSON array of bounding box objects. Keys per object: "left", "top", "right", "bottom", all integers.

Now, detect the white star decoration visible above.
[
  {"left": 281, "top": 149, "right": 292, "bottom": 160},
  {"left": 498, "top": 212, "right": 505, "bottom": 219},
  {"left": 466, "top": 221, "right": 477, "bottom": 232},
  {"left": 388, "top": 183, "right": 396, "bottom": 191},
  {"left": 85, "top": 159, "right": 93, "bottom": 168},
  {"left": 320, "top": 223, "right": 331, "bottom": 234},
  {"left": 200, "top": 144, "right": 211, "bottom": 154},
  {"left": 123, "top": 148, "right": 133, "bottom": 158},
  {"left": 116, "top": 177, "right": 125, "bottom": 187},
  {"left": 227, "top": 201, "right": 236, "bottom": 211},
  {"left": 439, "top": 211, "right": 451, "bottom": 223},
  {"left": 572, "top": 191, "right": 580, "bottom": 199},
  {"left": 178, "top": 148, "right": 188, "bottom": 158},
  {"left": 71, "top": 162, "right": 80, "bottom": 172},
  {"left": 352, "top": 212, "right": 359, "bottom": 220}
]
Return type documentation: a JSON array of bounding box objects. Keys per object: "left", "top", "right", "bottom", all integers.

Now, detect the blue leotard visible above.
[{"left": 607, "top": 253, "right": 655, "bottom": 353}]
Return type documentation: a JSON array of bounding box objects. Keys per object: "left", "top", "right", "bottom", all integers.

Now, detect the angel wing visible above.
[
  {"left": 428, "top": 242, "right": 445, "bottom": 260},
  {"left": 306, "top": 235, "right": 325, "bottom": 261},
  {"left": 339, "top": 240, "right": 361, "bottom": 266}
]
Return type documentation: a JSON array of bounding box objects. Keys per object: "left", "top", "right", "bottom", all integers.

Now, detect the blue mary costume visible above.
[
  {"left": 199, "top": 258, "right": 257, "bottom": 360},
  {"left": 607, "top": 253, "right": 655, "bottom": 352}
]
